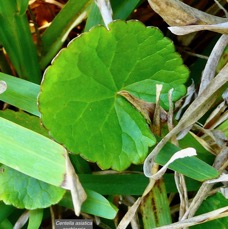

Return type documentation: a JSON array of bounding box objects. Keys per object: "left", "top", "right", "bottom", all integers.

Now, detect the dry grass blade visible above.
[
  {"left": 168, "top": 22, "right": 228, "bottom": 35},
  {"left": 206, "top": 173, "right": 228, "bottom": 184},
  {"left": 95, "top": 0, "right": 113, "bottom": 28},
  {"left": 168, "top": 89, "right": 189, "bottom": 220},
  {"left": 117, "top": 90, "right": 155, "bottom": 124},
  {"left": 199, "top": 35, "right": 228, "bottom": 95},
  {"left": 175, "top": 81, "right": 195, "bottom": 120},
  {"left": 204, "top": 101, "right": 227, "bottom": 129},
  {"left": 154, "top": 206, "right": 228, "bottom": 229},
  {"left": 147, "top": 0, "right": 227, "bottom": 26},
  {"left": 117, "top": 198, "right": 142, "bottom": 229},
  {"left": 14, "top": 211, "right": 30, "bottom": 229},
  {"left": 62, "top": 155, "right": 87, "bottom": 216}
]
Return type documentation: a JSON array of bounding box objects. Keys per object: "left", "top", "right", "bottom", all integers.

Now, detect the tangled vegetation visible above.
[{"left": 0, "top": 1, "right": 227, "bottom": 228}]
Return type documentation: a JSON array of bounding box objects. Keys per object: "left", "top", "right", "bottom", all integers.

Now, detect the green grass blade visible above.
[
  {"left": 84, "top": 0, "right": 140, "bottom": 31},
  {"left": 78, "top": 174, "right": 200, "bottom": 195},
  {"left": 84, "top": 3, "right": 103, "bottom": 31},
  {"left": 0, "top": 117, "right": 66, "bottom": 187},
  {"left": 79, "top": 174, "right": 148, "bottom": 195},
  {"left": 111, "top": 0, "right": 141, "bottom": 19},
  {"left": 141, "top": 179, "right": 172, "bottom": 228},
  {"left": 40, "top": 0, "right": 92, "bottom": 69},
  {"left": 0, "top": 1, "right": 41, "bottom": 83},
  {"left": 0, "top": 49, "right": 13, "bottom": 75},
  {"left": 16, "top": 0, "right": 30, "bottom": 15},
  {"left": 0, "top": 73, "right": 40, "bottom": 117},
  {"left": 27, "top": 209, "right": 43, "bottom": 229},
  {"left": 0, "top": 110, "right": 48, "bottom": 137}
]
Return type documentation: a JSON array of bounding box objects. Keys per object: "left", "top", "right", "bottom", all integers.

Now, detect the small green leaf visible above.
[
  {"left": 82, "top": 189, "right": 118, "bottom": 219},
  {"left": 0, "top": 166, "right": 65, "bottom": 209},
  {"left": 39, "top": 20, "right": 188, "bottom": 171},
  {"left": 60, "top": 190, "right": 118, "bottom": 219}
]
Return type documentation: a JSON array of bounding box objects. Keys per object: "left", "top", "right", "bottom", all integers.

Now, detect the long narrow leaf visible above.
[
  {"left": 40, "top": 0, "right": 92, "bottom": 69},
  {"left": 27, "top": 209, "right": 43, "bottom": 229},
  {"left": 140, "top": 180, "right": 172, "bottom": 228},
  {"left": 0, "top": 73, "right": 40, "bottom": 117},
  {"left": 155, "top": 140, "right": 219, "bottom": 181},
  {"left": 0, "top": 117, "right": 66, "bottom": 187},
  {"left": 78, "top": 173, "right": 200, "bottom": 195},
  {"left": 0, "top": 1, "right": 41, "bottom": 83}
]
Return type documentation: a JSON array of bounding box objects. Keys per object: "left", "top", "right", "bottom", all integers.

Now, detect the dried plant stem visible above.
[
  {"left": 50, "top": 207, "right": 55, "bottom": 229},
  {"left": 147, "top": 0, "right": 227, "bottom": 26},
  {"left": 154, "top": 206, "right": 228, "bottom": 229},
  {"left": 168, "top": 89, "right": 189, "bottom": 220},
  {"left": 214, "top": 0, "right": 228, "bottom": 17},
  {"left": 199, "top": 35, "right": 228, "bottom": 95},
  {"left": 215, "top": 147, "right": 228, "bottom": 173},
  {"left": 175, "top": 173, "right": 189, "bottom": 220},
  {"left": 181, "top": 182, "right": 214, "bottom": 220},
  {"left": 13, "top": 211, "right": 30, "bottom": 229}
]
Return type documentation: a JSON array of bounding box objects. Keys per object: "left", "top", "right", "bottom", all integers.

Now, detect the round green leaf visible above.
[
  {"left": 0, "top": 166, "right": 65, "bottom": 209},
  {"left": 39, "top": 20, "right": 189, "bottom": 171}
]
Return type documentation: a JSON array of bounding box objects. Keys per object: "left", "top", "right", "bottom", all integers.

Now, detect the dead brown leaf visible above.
[{"left": 147, "top": 0, "right": 227, "bottom": 26}]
